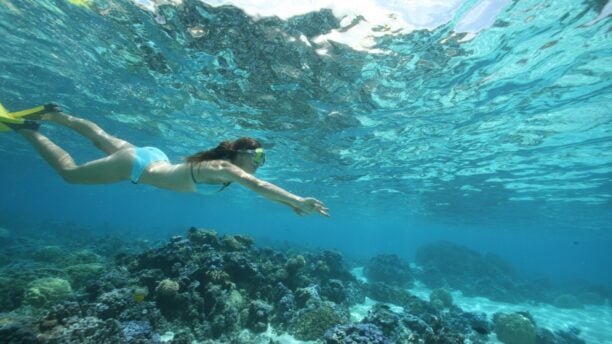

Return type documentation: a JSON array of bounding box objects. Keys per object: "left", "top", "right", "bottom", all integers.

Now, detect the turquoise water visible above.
[{"left": 1, "top": 0, "right": 611, "bottom": 295}]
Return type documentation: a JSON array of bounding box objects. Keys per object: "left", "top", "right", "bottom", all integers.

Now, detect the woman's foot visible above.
[
  {"left": 3, "top": 119, "right": 41, "bottom": 131},
  {"left": 29, "top": 103, "right": 63, "bottom": 121}
]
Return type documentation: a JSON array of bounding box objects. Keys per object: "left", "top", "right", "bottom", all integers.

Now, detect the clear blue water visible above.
[{"left": 1, "top": 0, "right": 611, "bottom": 290}]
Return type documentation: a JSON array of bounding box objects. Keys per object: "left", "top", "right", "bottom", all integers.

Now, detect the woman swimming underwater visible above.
[{"left": 0, "top": 103, "right": 329, "bottom": 217}]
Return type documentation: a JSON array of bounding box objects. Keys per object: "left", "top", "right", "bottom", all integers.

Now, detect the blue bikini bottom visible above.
[{"left": 131, "top": 146, "right": 169, "bottom": 184}]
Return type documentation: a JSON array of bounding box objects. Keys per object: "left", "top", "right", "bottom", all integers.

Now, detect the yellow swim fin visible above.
[
  {"left": 0, "top": 103, "right": 7, "bottom": 116},
  {"left": 0, "top": 103, "right": 58, "bottom": 132}
]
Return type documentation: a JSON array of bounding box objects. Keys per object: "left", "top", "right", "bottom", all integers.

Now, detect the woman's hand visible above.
[
  {"left": 221, "top": 166, "right": 330, "bottom": 217},
  {"left": 293, "top": 197, "right": 330, "bottom": 217}
]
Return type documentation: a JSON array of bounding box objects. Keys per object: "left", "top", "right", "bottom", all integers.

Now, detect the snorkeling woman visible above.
[{"left": 0, "top": 103, "right": 329, "bottom": 217}]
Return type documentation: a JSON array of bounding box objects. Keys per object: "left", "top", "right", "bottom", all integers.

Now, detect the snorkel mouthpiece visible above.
[{"left": 253, "top": 148, "right": 265, "bottom": 166}]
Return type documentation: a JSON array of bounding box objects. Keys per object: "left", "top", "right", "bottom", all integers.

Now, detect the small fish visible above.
[
  {"left": 133, "top": 287, "right": 148, "bottom": 302},
  {"left": 133, "top": 292, "right": 146, "bottom": 302}
]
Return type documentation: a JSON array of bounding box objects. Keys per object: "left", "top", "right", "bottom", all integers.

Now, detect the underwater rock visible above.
[
  {"left": 493, "top": 312, "right": 536, "bottom": 344},
  {"left": 221, "top": 234, "right": 254, "bottom": 251},
  {"left": 434, "top": 308, "right": 492, "bottom": 343},
  {"left": 0, "top": 276, "right": 26, "bottom": 312},
  {"left": 24, "top": 277, "right": 72, "bottom": 307},
  {"left": 404, "top": 294, "right": 439, "bottom": 318},
  {"left": 460, "top": 311, "right": 491, "bottom": 336},
  {"left": 343, "top": 280, "right": 366, "bottom": 306},
  {"left": 364, "top": 301, "right": 492, "bottom": 343},
  {"left": 187, "top": 227, "right": 220, "bottom": 247},
  {"left": 66, "top": 249, "right": 103, "bottom": 265},
  {"left": 197, "top": 283, "right": 242, "bottom": 338},
  {"left": 320, "top": 279, "right": 348, "bottom": 305},
  {"left": 155, "top": 278, "right": 180, "bottom": 298},
  {"left": 292, "top": 301, "right": 349, "bottom": 341},
  {"left": 324, "top": 323, "right": 390, "bottom": 344},
  {"left": 39, "top": 300, "right": 86, "bottom": 328},
  {"left": 470, "top": 276, "right": 524, "bottom": 303},
  {"left": 576, "top": 291, "right": 606, "bottom": 305},
  {"left": 271, "top": 282, "right": 296, "bottom": 330},
  {"left": 0, "top": 322, "right": 39, "bottom": 344},
  {"left": 430, "top": 288, "right": 454, "bottom": 309},
  {"left": 536, "top": 326, "right": 586, "bottom": 344},
  {"left": 221, "top": 235, "right": 243, "bottom": 251},
  {"left": 364, "top": 282, "right": 413, "bottom": 305},
  {"left": 415, "top": 241, "right": 533, "bottom": 303},
  {"left": 246, "top": 299, "right": 273, "bottom": 333},
  {"left": 362, "top": 304, "right": 414, "bottom": 343},
  {"left": 552, "top": 294, "right": 583, "bottom": 309},
  {"left": 223, "top": 251, "right": 262, "bottom": 284},
  {"left": 295, "top": 284, "right": 322, "bottom": 308},
  {"left": 364, "top": 254, "right": 414, "bottom": 288},
  {"left": 95, "top": 288, "right": 134, "bottom": 319},
  {"left": 85, "top": 267, "right": 130, "bottom": 298},
  {"left": 401, "top": 313, "right": 435, "bottom": 338},
  {"left": 314, "top": 250, "right": 354, "bottom": 281},
  {"left": 121, "top": 320, "right": 159, "bottom": 343},
  {"left": 285, "top": 254, "right": 307, "bottom": 274},
  {"left": 94, "top": 288, "right": 163, "bottom": 324},
  {"left": 45, "top": 316, "right": 124, "bottom": 343},
  {"left": 430, "top": 298, "right": 445, "bottom": 311}
]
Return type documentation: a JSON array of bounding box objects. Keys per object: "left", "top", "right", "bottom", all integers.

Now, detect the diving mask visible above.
[{"left": 238, "top": 148, "right": 266, "bottom": 167}]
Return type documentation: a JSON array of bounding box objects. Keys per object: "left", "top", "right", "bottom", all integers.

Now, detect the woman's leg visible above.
[
  {"left": 18, "top": 129, "right": 134, "bottom": 184},
  {"left": 43, "top": 111, "right": 134, "bottom": 155}
]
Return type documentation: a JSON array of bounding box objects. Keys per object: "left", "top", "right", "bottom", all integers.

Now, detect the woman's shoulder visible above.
[{"left": 191, "top": 160, "right": 236, "bottom": 183}]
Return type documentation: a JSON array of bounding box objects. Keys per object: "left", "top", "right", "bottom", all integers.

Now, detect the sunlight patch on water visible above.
[{"left": 131, "top": 0, "right": 511, "bottom": 52}]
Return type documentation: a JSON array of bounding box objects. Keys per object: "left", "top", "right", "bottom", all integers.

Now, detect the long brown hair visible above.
[{"left": 186, "top": 137, "right": 262, "bottom": 163}]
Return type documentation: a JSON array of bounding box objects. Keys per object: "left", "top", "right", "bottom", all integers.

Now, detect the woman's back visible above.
[{"left": 139, "top": 161, "right": 193, "bottom": 192}]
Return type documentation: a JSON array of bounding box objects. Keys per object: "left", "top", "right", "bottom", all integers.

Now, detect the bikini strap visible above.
[
  {"left": 190, "top": 161, "right": 231, "bottom": 191},
  {"left": 190, "top": 162, "right": 198, "bottom": 184}
]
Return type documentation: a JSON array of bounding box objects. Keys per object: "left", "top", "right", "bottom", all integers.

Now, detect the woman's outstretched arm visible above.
[{"left": 211, "top": 161, "right": 330, "bottom": 217}]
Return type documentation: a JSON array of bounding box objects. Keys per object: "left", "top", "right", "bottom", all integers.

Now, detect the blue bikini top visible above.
[{"left": 190, "top": 162, "right": 231, "bottom": 195}]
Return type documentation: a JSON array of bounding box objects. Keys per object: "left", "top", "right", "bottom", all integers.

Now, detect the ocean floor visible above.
[
  {"left": 451, "top": 292, "right": 612, "bottom": 344},
  {"left": 222, "top": 277, "right": 612, "bottom": 344},
  {"left": 0, "top": 224, "right": 609, "bottom": 343},
  {"left": 350, "top": 267, "right": 611, "bottom": 344}
]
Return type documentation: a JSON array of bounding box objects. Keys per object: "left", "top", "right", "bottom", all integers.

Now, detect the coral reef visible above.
[
  {"left": 364, "top": 254, "right": 414, "bottom": 287},
  {"left": 292, "top": 301, "right": 349, "bottom": 340},
  {"left": 0, "top": 225, "right": 590, "bottom": 343},
  {"left": 325, "top": 323, "right": 390, "bottom": 344},
  {"left": 0, "top": 226, "right": 364, "bottom": 342},
  {"left": 415, "top": 241, "right": 534, "bottom": 303},
  {"left": 363, "top": 282, "right": 413, "bottom": 305}
]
